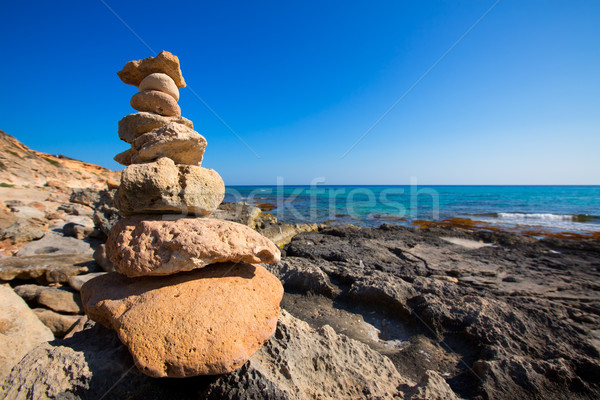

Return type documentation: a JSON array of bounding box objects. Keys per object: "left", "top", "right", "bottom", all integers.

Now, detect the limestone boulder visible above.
[
  {"left": 68, "top": 272, "right": 108, "bottom": 291},
  {"left": 139, "top": 73, "right": 179, "bottom": 100},
  {"left": 117, "top": 50, "right": 186, "bottom": 88},
  {"left": 115, "top": 157, "right": 225, "bottom": 216},
  {"left": 13, "top": 284, "right": 82, "bottom": 314},
  {"left": 33, "top": 308, "right": 82, "bottom": 338},
  {"left": 118, "top": 112, "right": 193, "bottom": 143},
  {"left": 80, "top": 263, "right": 283, "bottom": 377},
  {"left": 93, "top": 244, "right": 114, "bottom": 272},
  {"left": 0, "top": 286, "right": 54, "bottom": 381},
  {"left": 0, "top": 253, "right": 95, "bottom": 283},
  {"left": 131, "top": 122, "right": 207, "bottom": 165},
  {"left": 16, "top": 232, "right": 94, "bottom": 256},
  {"left": 106, "top": 216, "right": 280, "bottom": 277},
  {"left": 130, "top": 90, "right": 181, "bottom": 117}
]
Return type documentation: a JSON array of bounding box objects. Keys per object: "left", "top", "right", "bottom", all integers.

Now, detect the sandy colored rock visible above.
[
  {"left": 117, "top": 50, "right": 186, "bottom": 88},
  {"left": 93, "top": 244, "right": 114, "bottom": 272},
  {"left": 118, "top": 112, "right": 193, "bottom": 144},
  {"left": 13, "top": 284, "right": 82, "bottom": 314},
  {"left": 106, "top": 179, "right": 120, "bottom": 190},
  {"left": 106, "top": 216, "right": 280, "bottom": 277},
  {"left": 131, "top": 122, "right": 206, "bottom": 165},
  {"left": 113, "top": 148, "right": 137, "bottom": 166},
  {"left": 0, "top": 285, "right": 54, "bottom": 380},
  {"left": 115, "top": 157, "right": 225, "bottom": 216},
  {"left": 81, "top": 263, "right": 283, "bottom": 377},
  {"left": 130, "top": 90, "right": 181, "bottom": 117},
  {"left": 68, "top": 272, "right": 108, "bottom": 291},
  {"left": 16, "top": 232, "right": 94, "bottom": 256},
  {"left": 33, "top": 308, "right": 82, "bottom": 338},
  {"left": 0, "top": 253, "right": 95, "bottom": 283},
  {"left": 139, "top": 73, "right": 179, "bottom": 101},
  {"left": 0, "top": 130, "right": 121, "bottom": 192}
]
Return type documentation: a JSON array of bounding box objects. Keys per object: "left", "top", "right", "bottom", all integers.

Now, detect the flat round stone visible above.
[{"left": 130, "top": 90, "right": 180, "bottom": 117}]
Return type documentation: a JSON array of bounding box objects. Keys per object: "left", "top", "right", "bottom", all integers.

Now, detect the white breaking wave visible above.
[{"left": 497, "top": 213, "right": 574, "bottom": 221}]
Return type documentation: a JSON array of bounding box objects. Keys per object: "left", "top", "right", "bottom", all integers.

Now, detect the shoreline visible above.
[
  {"left": 1, "top": 188, "right": 600, "bottom": 398},
  {"left": 234, "top": 198, "right": 600, "bottom": 241}
]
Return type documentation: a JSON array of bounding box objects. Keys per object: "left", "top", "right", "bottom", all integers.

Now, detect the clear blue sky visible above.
[{"left": 1, "top": 1, "right": 598, "bottom": 185}]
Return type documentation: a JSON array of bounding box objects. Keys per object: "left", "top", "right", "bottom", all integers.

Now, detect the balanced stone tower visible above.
[{"left": 80, "top": 51, "right": 284, "bottom": 378}]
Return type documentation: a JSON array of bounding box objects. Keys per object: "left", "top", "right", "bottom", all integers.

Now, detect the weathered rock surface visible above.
[
  {"left": 0, "top": 217, "right": 45, "bottom": 244},
  {"left": 0, "top": 207, "right": 17, "bottom": 229},
  {"left": 214, "top": 202, "right": 321, "bottom": 246},
  {"left": 0, "top": 286, "right": 53, "bottom": 381},
  {"left": 107, "top": 216, "right": 280, "bottom": 277},
  {"left": 131, "top": 122, "right": 206, "bottom": 165},
  {"left": 33, "top": 308, "right": 82, "bottom": 337},
  {"left": 68, "top": 272, "right": 107, "bottom": 291},
  {"left": 0, "top": 130, "right": 120, "bottom": 191},
  {"left": 130, "top": 90, "right": 181, "bottom": 117},
  {"left": 115, "top": 157, "right": 225, "bottom": 216},
  {"left": 139, "top": 72, "right": 179, "bottom": 100},
  {"left": 0, "top": 310, "right": 462, "bottom": 400},
  {"left": 118, "top": 112, "right": 193, "bottom": 143},
  {"left": 62, "top": 220, "right": 96, "bottom": 240},
  {"left": 274, "top": 225, "right": 600, "bottom": 400},
  {"left": 113, "top": 147, "right": 136, "bottom": 166},
  {"left": 265, "top": 257, "right": 339, "bottom": 297},
  {"left": 70, "top": 188, "right": 120, "bottom": 238},
  {"left": 93, "top": 243, "right": 114, "bottom": 272},
  {"left": 16, "top": 232, "right": 94, "bottom": 256},
  {"left": 0, "top": 253, "right": 96, "bottom": 283},
  {"left": 14, "top": 284, "right": 82, "bottom": 314},
  {"left": 81, "top": 263, "right": 283, "bottom": 377},
  {"left": 117, "top": 50, "right": 186, "bottom": 88}
]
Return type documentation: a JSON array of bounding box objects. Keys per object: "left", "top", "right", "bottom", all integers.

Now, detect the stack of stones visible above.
[{"left": 80, "top": 51, "right": 284, "bottom": 378}]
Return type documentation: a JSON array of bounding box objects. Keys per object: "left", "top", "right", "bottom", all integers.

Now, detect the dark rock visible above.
[
  {"left": 266, "top": 257, "right": 339, "bottom": 297},
  {"left": 270, "top": 225, "right": 600, "bottom": 399}
]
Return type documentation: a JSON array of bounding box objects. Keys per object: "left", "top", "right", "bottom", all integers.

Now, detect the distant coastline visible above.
[{"left": 224, "top": 185, "right": 600, "bottom": 238}]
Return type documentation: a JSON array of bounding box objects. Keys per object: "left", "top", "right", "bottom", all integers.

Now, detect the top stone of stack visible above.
[{"left": 117, "top": 50, "right": 186, "bottom": 88}]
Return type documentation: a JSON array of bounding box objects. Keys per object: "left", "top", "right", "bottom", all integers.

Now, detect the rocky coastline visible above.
[
  {"left": 1, "top": 172, "right": 599, "bottom": 398},
  {"left": 1, "top": 64, "right": 599, "bottom": 397}
]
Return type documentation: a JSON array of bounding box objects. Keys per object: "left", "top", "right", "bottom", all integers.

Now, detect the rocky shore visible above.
[
  {"left": 1, "top": 175, "right": 599, "bottom": 398},
  {"left": 1, "top": 57, "right": 599, "bottom": 398}
]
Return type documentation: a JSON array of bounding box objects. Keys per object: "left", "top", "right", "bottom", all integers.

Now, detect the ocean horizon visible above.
[{"left": 224, "top": 185, "right": 600, "bottom": 234}]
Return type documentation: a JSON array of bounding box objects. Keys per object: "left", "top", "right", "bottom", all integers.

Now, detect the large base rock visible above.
[
  {"left": 80, "top": 263, "right": 283, "bottom": 377},
  {"left": 115, "top": 157, "right": 224, "bottom": 216}
]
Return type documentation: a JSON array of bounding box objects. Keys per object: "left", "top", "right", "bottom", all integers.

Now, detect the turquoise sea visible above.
[{"left": 224, "top": 185, "right": 600, "bottom": 234}]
